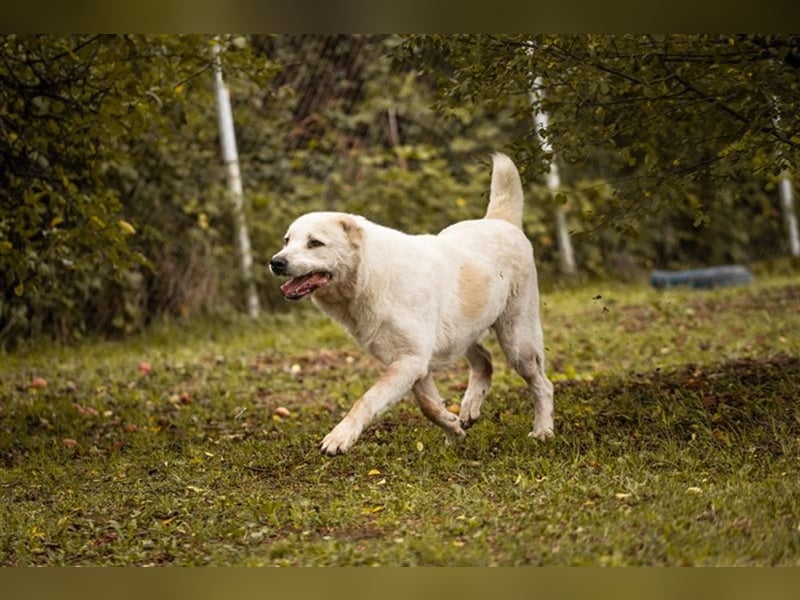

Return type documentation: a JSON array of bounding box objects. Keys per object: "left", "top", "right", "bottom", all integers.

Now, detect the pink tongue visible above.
[{"left": 280, "top": 272, "right": 331, "bottom": 300}]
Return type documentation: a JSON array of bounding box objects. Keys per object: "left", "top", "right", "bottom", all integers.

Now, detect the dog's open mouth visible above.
[{"left": 280, "top": 272, "right": 332, "bottom": 300}]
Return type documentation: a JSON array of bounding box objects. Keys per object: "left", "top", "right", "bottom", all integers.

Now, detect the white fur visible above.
[{"left": 270, "top": 154, "right": 554, "bottom": 455}]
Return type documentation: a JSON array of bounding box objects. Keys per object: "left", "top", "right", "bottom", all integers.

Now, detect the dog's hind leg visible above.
[
  {"left": 413, "top": 372, "right": 466, "bottom": 445},
  {"left": 458, "top": 343, "right": 493, "bottom": 430},
  {"left": 495, "top": 312, "right": 554, "bottom": 441}
]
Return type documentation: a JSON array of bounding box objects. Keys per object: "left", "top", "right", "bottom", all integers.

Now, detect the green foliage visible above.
[
  {"left": 0, "top": 35, "right": 277, "bottom": 347},
  {"left": 405, "top": 35, "right": 800, "bottom": 191},
  {"left": 2, "top": 34, "right": 798, "bottom": 347}
]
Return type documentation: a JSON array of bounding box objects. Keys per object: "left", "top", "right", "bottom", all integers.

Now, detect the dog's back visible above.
[{"left": 437, "top": 151, "right": 534, "bottom": 295}]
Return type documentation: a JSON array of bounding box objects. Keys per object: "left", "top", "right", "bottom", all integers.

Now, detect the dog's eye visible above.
[
  {"left": 307, "top": 239, "right": 325, "bottom": 249},
  {"left": 283, "top": 236, "right": 289, "bottom": 247}
]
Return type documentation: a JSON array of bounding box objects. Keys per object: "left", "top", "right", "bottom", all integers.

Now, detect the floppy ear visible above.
[{"left": 339, "top": 216, "right": 363, "bottom": 246}]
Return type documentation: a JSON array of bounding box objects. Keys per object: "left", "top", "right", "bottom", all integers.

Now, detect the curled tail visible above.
[{"left": 484, "top": 152, "right": 524, "bottom": 228}]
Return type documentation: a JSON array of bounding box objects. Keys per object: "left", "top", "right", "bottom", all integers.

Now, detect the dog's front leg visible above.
[{"left": 320, "top": 357, "right": 428, "bottom": 455}]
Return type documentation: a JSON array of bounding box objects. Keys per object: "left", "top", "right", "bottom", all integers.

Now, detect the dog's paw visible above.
[
  {"left": 320, "top": 421, "right": 361, "bottom": 456},
  {"left": 444, "top": 427, "right": 466, "bottom": 447},
  {"left": 528, "top": 425, "right": 554, "bottom": 441},
  {"left": 458, "top": 402, "right": 481, "bottom": 430}
]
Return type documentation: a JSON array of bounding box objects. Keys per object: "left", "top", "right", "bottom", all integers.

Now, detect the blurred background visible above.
[{"left": 1, "top": 34, "right": 798, "bottom": 349}]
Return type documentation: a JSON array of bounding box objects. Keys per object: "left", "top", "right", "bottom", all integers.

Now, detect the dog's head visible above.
[{"left": 269, "top": 212, "right": 363, "bottom": 301}]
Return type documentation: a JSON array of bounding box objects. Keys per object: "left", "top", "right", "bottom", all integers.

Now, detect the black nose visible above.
[{"left": 269, "top": 256, "right": 288, "bottom": 275}]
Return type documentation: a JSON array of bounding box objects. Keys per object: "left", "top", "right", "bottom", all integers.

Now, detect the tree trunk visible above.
[
  {"left": 387, "top": 107, "right": 407, "bottom": 169},
  {"left": 531, "top": 76, "right": 576, "bottom": 275},
  {"left": 213, "top": 42, "right": 260, "bottom": 318},
  {"left": 778, "top": 175, "right": 800, "bottom": 258}
]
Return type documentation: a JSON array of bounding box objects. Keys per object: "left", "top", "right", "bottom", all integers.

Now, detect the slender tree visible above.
[{"left": 213, "top": 39, "right": 260, "bottom": 318}]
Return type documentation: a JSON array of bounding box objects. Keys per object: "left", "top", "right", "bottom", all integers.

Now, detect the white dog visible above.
[{"left": 270, "top": 153, "right": 554, "bottom": 455}]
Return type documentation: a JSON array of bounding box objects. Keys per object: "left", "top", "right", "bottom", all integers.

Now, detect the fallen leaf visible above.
[
  {"left": 367, "top": 469, "right": 381, "bottom": 476},
  {"left": 137, "top": 361, "right": 152, "bottom": 376},
  {"left": 62, "top": 438, "right": 79, "bottom": 449},
  {"left": 30, "top": 377, "right": 47, "bottom": 389},
  {"left": 74, "top": 403, "right": 99, "bottom": 417},
  {"left": 446, "top": 404, "right": 460, "bottom": 415},
  {"left": 273, "top": 406, "right": 291, "bottom": 418}
]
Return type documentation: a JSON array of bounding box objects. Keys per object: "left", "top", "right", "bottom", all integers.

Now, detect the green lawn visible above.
[{"left": 1, "top": 274, "right": 798, "bottom": 565}]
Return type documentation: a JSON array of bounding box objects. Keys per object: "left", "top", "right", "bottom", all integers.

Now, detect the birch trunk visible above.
[
  {"left": 778, "top": 176, "right": 800, "bottom": 258},
  {"left": 531, "top": 76, "right": 576, "bottom": 275},
  {"left": 213, "top": 42, "right": 260, "bottom": 318}
]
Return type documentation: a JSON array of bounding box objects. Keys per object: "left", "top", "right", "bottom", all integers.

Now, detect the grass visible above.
[{"left": 1, "top": 274, "right": 798, "bottom": 565}]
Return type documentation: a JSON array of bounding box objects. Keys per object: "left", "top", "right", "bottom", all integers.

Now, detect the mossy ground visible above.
[{"left": 1, "top": 275, "right": 798, "bottom": 565}]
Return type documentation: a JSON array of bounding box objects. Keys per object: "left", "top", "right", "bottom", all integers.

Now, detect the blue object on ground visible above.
[{"left": 650, "top": 265, "right": 754, "bottom": 289}]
